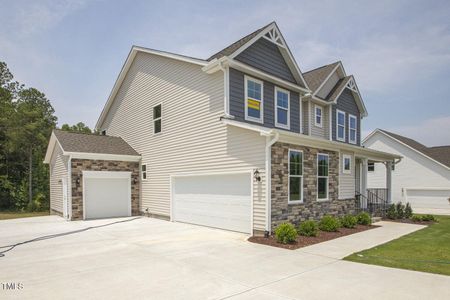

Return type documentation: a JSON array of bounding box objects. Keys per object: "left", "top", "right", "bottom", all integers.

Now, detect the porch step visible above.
[{"left": 372, "top": 217, "right": 382, "bottom": 223}]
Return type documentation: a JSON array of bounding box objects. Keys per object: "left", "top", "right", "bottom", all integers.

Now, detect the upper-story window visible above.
[
  {"left": 348, "top": 114, "right": 357, "bottom": 144},
  {"left": 314, "top": 105, "right": 323, "bottom": 127},
  {"left": 336, "top": 110, "right": 345, "bottom": 141},
  {"left": 153, "top": 104, "right": 162, "bottom": 134},
  {"left": 275, "top": 87, "right": 289, "bottom": 129},
  {"left": 244, "top": 76, "right": 263, "bottom": 123}
]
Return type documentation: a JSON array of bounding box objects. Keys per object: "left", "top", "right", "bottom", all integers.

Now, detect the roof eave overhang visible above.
[{"left": 65, "top": 152, "right": 141, "bottom": 162}]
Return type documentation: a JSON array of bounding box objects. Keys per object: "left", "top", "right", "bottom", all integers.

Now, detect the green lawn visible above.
[
  {"left": 344, "top": 215, "right": 450, "bottom": 276},
  {"left": 0, "top": 211, "right": 49, "bottom": 220}
]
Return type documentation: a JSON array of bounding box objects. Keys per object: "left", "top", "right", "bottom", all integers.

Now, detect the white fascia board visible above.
[
  {"left": 313, "top": 62, "right": 343, "bottom": 97},
  {"left": 330, "top": 75, "right": 368, "bottom": 118},
  {"left": 64, "top": 152, "right": 141, "bottom": 162},
  {"left": 95, "top": 46, "right": 207, "bottom": 130},
  {"left": 303, "top": 94, "right": 333, "bottom": 106},
  {"left": 221, "top": 118, "right": 273, "bottom": 136},
  {"left": 44, "top": 132, "right": 66, "bottom": 164},
  {"left": 366, "top": 129, "right": 450, "bottom": 171}
]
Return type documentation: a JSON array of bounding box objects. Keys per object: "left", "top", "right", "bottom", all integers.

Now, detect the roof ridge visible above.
[
  {"left": 303, "top": 61, "right": 341, "bottom": 74},
  {"left": 54, "top": 128, "right": 124, "bottom": 139}
]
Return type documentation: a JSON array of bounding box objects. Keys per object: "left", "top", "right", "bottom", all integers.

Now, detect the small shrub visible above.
[
  {"left": 341, "top": 215, "right": 357, "bottom": 228},
  {"left": 298, "top": 220, "right": 318, "bottom": 237},
  {"left": 411, "top": 215, "right": 422, "bottom": 222},
  {"left": 421, "top": 214, "right": 436, "bottom": 222},
  {"left": 404, "top": 202, "right": 413, "bottom": 219},
  {"left": 357, "top": 212, "right": 372, "bottom": 225},
  {"left": 275, "top": 223, "right": 298, "bottom": 244},
  {"left": 396, "top": 202, "right": 405, "bottom": 219},
  {"left": 386, "top": 204, "right": 397, "bottom": 219},
  {"left": 319, "top": 215, "right": 341, "bottom": 232}
]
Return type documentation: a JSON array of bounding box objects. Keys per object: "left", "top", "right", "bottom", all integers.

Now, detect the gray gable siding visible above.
[
  {"left": 229, "top": 68, "right": 300, "bottom": 133},
  {"left": 331, "top": 88, "right": 361, "bottom": 145},
  {"left": 235, "top": 38, "right": 296, "bottom": 84}
]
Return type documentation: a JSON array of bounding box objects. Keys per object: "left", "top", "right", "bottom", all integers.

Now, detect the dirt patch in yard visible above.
[{"left": 248, "top": 225, "right": 379, "bottom": 250}]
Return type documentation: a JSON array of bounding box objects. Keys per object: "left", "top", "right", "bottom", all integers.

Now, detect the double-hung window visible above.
[
  {"left": 343, "top": 154, "right": 351, "bottom": 174},
  {"left": 288, "top": 150, "right": 303, "bottom": 203},
  {"left": 153, "top": 104, "right": 162, "bottom": 134},
  {"left": 348, "top": 114, "right": 357, "bottom": 144},
  {"left": 336, "top": 110, "right": 345, "bottom": 141},
  {"left": 368, "top": 162, "right": 375, "bottom": 172},
  {"left": 317, "top": 153, "right": 329, "bottom": 200},
  {"left": 275, "top": 87, "right": 289, "bottom": 129},
  {"left": 141, "top": 164, "right": 147, "bottom": 180},
  {"left": 245, "top": 76, "right": 263, "bottom": 123},
  {"left": 315, "top": 105, "right": 323, "bottom": 127}
]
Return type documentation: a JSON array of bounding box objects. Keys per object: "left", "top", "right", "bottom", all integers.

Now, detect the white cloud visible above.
[{"left": 363, "top": 116, "right": 450, "bottom": 146}]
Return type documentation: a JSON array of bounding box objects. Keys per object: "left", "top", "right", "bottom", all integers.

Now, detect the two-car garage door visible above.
[
  {"left": 406, "top": 189, "right": 450, "bottom": 215},
  {"left": 172, "top": 173, "right": 252, "bottom": 233}
]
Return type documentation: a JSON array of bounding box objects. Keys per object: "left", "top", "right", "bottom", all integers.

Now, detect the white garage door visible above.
[
  {"left": 83, "top": 171, "right": 131, "bottom": 219},
  {"left": 172, "top": 173, "right": 252, "bottom": 233},
  {"left": 407, "top": 189, "right": 450, "bottom": 215}
]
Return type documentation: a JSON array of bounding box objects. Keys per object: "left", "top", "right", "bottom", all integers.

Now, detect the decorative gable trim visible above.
[
  {"left": 263, "top": 27, "right": 286, "bottom": 48},
  {"left": 331, "top": 76, "right": 368, "bottom": 117}
]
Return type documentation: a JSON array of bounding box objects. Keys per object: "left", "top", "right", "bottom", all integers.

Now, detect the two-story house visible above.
[{"left": 44, "top": 22, "right": 400, "bottom": 235}]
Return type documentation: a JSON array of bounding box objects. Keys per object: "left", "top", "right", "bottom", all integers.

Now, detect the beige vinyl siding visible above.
[
  {"left": 100, "top": 52, "right": 267, "bottom": 230},
  {"left": 310, "top": 103, "right": 329, "bottom": 139},
  {"left": 339, "top": 151, "right": 356, "bottom": 199},
  {"left": 49, "top": 143, "right": 68, "bottom": 213},
  {"left": 316, "top": 71, "right": 339, "bottom": 99},
  {"left": 302, "top": 101, "right": 309, "bottom": 134}
]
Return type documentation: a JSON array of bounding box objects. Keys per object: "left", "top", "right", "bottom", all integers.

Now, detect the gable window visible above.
[
  {"left": 314, "top": 105, "right": 323, "bottom": 127},
  {"left": 153, "top": 104, "right": 162, "bottom": 134},
  {"left": 288, "top": 149, "right": 303, "bottom": 203},
  {"left": 349, "top": 114, "right": 357, "bottom": 144},
  {"left": 343, "top": 154, "right": 351, "bottom": 174},
  {"left": 317, "top": 153, "right": 329, "bottom": 200},
  {"left": 368, "top": 162, "right": 375, "bottom": 172},
  {"left": 245, "top": 76, "right": 263, "bottom": 123},
  {"left": 336, "top": 110, "right": 345, "bottom": 141},
  {"left": 275, "top": 87, "right": 290, "bottom": 129},
  {"left": 141, "top": 164, "right": 147, "bottom": 180}
]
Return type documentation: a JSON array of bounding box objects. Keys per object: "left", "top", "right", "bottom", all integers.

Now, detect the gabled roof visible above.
[
  {"left": 44, "top": 130, "right": 140, "bottom": 163},
  {"left": 365, "top": 129, "right": 450, "bottom": 169},
  {"left": 303, "top": 61, "right": 341, "bottom": 93}
]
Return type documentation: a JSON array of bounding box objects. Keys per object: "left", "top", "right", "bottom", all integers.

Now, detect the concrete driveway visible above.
[{"left": 0, "top": 216, "right": 449, "bottom": 300}]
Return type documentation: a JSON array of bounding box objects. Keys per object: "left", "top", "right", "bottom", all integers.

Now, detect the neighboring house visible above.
[
  {"left": 364, "top": 129, "right": 450, "bottom": 215},
  {"left": 44, "top": 22, "right": 399, "bottom": 235}
]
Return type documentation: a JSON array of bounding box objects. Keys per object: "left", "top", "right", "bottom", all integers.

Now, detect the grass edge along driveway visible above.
[
  {"left": 0, "top": 211, "right": 49, "bottom": 220},
  {"left": 344, "top": 215, "right": 450, "bottom": 276}
]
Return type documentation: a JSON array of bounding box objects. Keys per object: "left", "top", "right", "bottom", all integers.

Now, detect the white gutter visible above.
[{"left": 265, "top": 131, "right": 279, "bottom": 234}]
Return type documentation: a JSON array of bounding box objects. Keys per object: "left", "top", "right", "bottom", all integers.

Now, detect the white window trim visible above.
[
  {"left": 244, "top": 75, "right": 264, "bottom": 124},
  {"left": 141, "top": 164, "right": 147, "bottom": 181},
  {"left": 342, "top": 154, "right": 352, "bottom": 174},
  {"left": 288, "top": 149, "right": 303, "bottom": 204},
  {"left": 336, "top": 109, "right": 346, "bottom": 142},
  {"left": 317, "top": 153, "right": 329, "bottom": 201},
  {"left": 368, "top": 162, "right": 375, "bottom": 172},
  {"left": 348, "top": 114, "right": 357, "bottom": 144},
  {"left": 314, "top": 105, "right": 323, "bottom": 128},
  {"left": 274, "top": 86, "right": 290, "bottom": 129},
  {"left": 153, "top": 103, "right": 162, "bottom": 135}
]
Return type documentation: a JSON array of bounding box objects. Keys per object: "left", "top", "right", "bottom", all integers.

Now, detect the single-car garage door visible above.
[
  {"left": 406, "top": 188, "right": 450, "bottom": 215},
  {"left": 172, "top": 173, "right": 252, "bottom": 233},
  {"left": 83, "top": 171, "right": 132, "bottom": 219}
]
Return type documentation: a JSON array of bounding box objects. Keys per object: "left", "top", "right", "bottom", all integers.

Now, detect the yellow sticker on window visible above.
[{"left": 247, "top": 99, "right": 260, "bottom": 110}]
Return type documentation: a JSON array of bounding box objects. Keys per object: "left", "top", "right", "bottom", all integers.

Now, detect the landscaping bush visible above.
[
  {"left": 411, "top": 215, "right": 422, "bottom": 222},
  {"left": 357, "top": 212, "right": 372, "bottom": 225},
  {"left": 421, "top": 214, "right": 436, "bottom": 222},
  {"left": 275, "top": 223, "right": 298, "bottom": 244},
  {"left": 298, "top": 220, "right": 318, "bottom": 237},
  {"left": 396, "top": 202, "right": 405, "bottom": 219},
  {"left": 404, "top": 202, "right": 413, "bottom": 219},
  {"left": 386, "top": 204, "right": 397, "bottom": 219},
  {"left": 340, "top": 215, "right": 357, "bottom": 228},
  {"left": 318, "top": 215, "right": 340, "bottom": 232}
]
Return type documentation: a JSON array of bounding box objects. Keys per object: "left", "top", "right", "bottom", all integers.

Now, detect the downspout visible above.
[
  {"left": 218, "top": 60, "right": 233, "bottom": 118},
  {"left": 265, "top": 131, "right": 279, "bottom": 235}
]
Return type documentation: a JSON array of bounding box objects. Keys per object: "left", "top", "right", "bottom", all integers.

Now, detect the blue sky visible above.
[{"left": 1, "top": 0, "right": 450, "bottom": 146}]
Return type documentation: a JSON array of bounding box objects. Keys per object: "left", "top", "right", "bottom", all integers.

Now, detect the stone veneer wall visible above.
[
  {"left": 271, "top": 142, "right": 356, "bottom": 230},
  {"left": 70, "top": 159, "right": 140, "bottom": 220}
]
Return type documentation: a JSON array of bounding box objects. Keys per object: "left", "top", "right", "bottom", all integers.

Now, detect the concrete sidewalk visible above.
[{"left": 299, "top": 221, "right": 426, "bottom": 259}]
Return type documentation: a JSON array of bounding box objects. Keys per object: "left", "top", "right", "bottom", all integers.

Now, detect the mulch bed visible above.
[
  {"left": 248, "top": 224, "right": 379, "bottom": 250},
  {"left": 381, "top": 218, "right": 435, "bottom": 225}
]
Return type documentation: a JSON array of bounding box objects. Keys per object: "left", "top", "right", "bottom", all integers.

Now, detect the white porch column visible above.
[
  {"left": 386, "top": 161, "right": 393, "bottom": 204},
  {"left": 361, "top": 158, "right": 368, "bottom": 209}
]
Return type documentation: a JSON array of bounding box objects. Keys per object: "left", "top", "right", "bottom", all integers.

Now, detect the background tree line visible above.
[{"left": 0, "top": 61, "right": 92, "bottom": 212}]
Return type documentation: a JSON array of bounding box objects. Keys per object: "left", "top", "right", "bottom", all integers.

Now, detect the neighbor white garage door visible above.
[
  {"left": 406, "top": 189, "right": 450, "bottom": 215},
  {"left": 83, "top": 171, "right": 131, "bottom": 219},
  {"left": 172, "top": 173, "right": 252, "bottom": 233}
]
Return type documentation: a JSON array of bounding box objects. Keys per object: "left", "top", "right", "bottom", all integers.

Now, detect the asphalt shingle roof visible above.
[
  {"left": 54, "top": 129, "right": 139, "bottom": 156},
  {"left": 303, "top": 62, "right": 341, "bottom": 94},
  {"left": 379, "top": 129, "right": 450, "bottom": 168}
]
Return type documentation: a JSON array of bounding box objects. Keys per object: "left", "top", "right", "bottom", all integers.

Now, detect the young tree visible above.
[{"left": 61, "top": 122, "right": 92, "bottom": 133}]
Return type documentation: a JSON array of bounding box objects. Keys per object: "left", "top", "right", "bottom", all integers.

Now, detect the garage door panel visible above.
[
  {"left": 173, "top": 173, "right": 251, "bottom": 233},
  {"left": 407, "top": 189, "right": 450, "bottom": 214}
]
